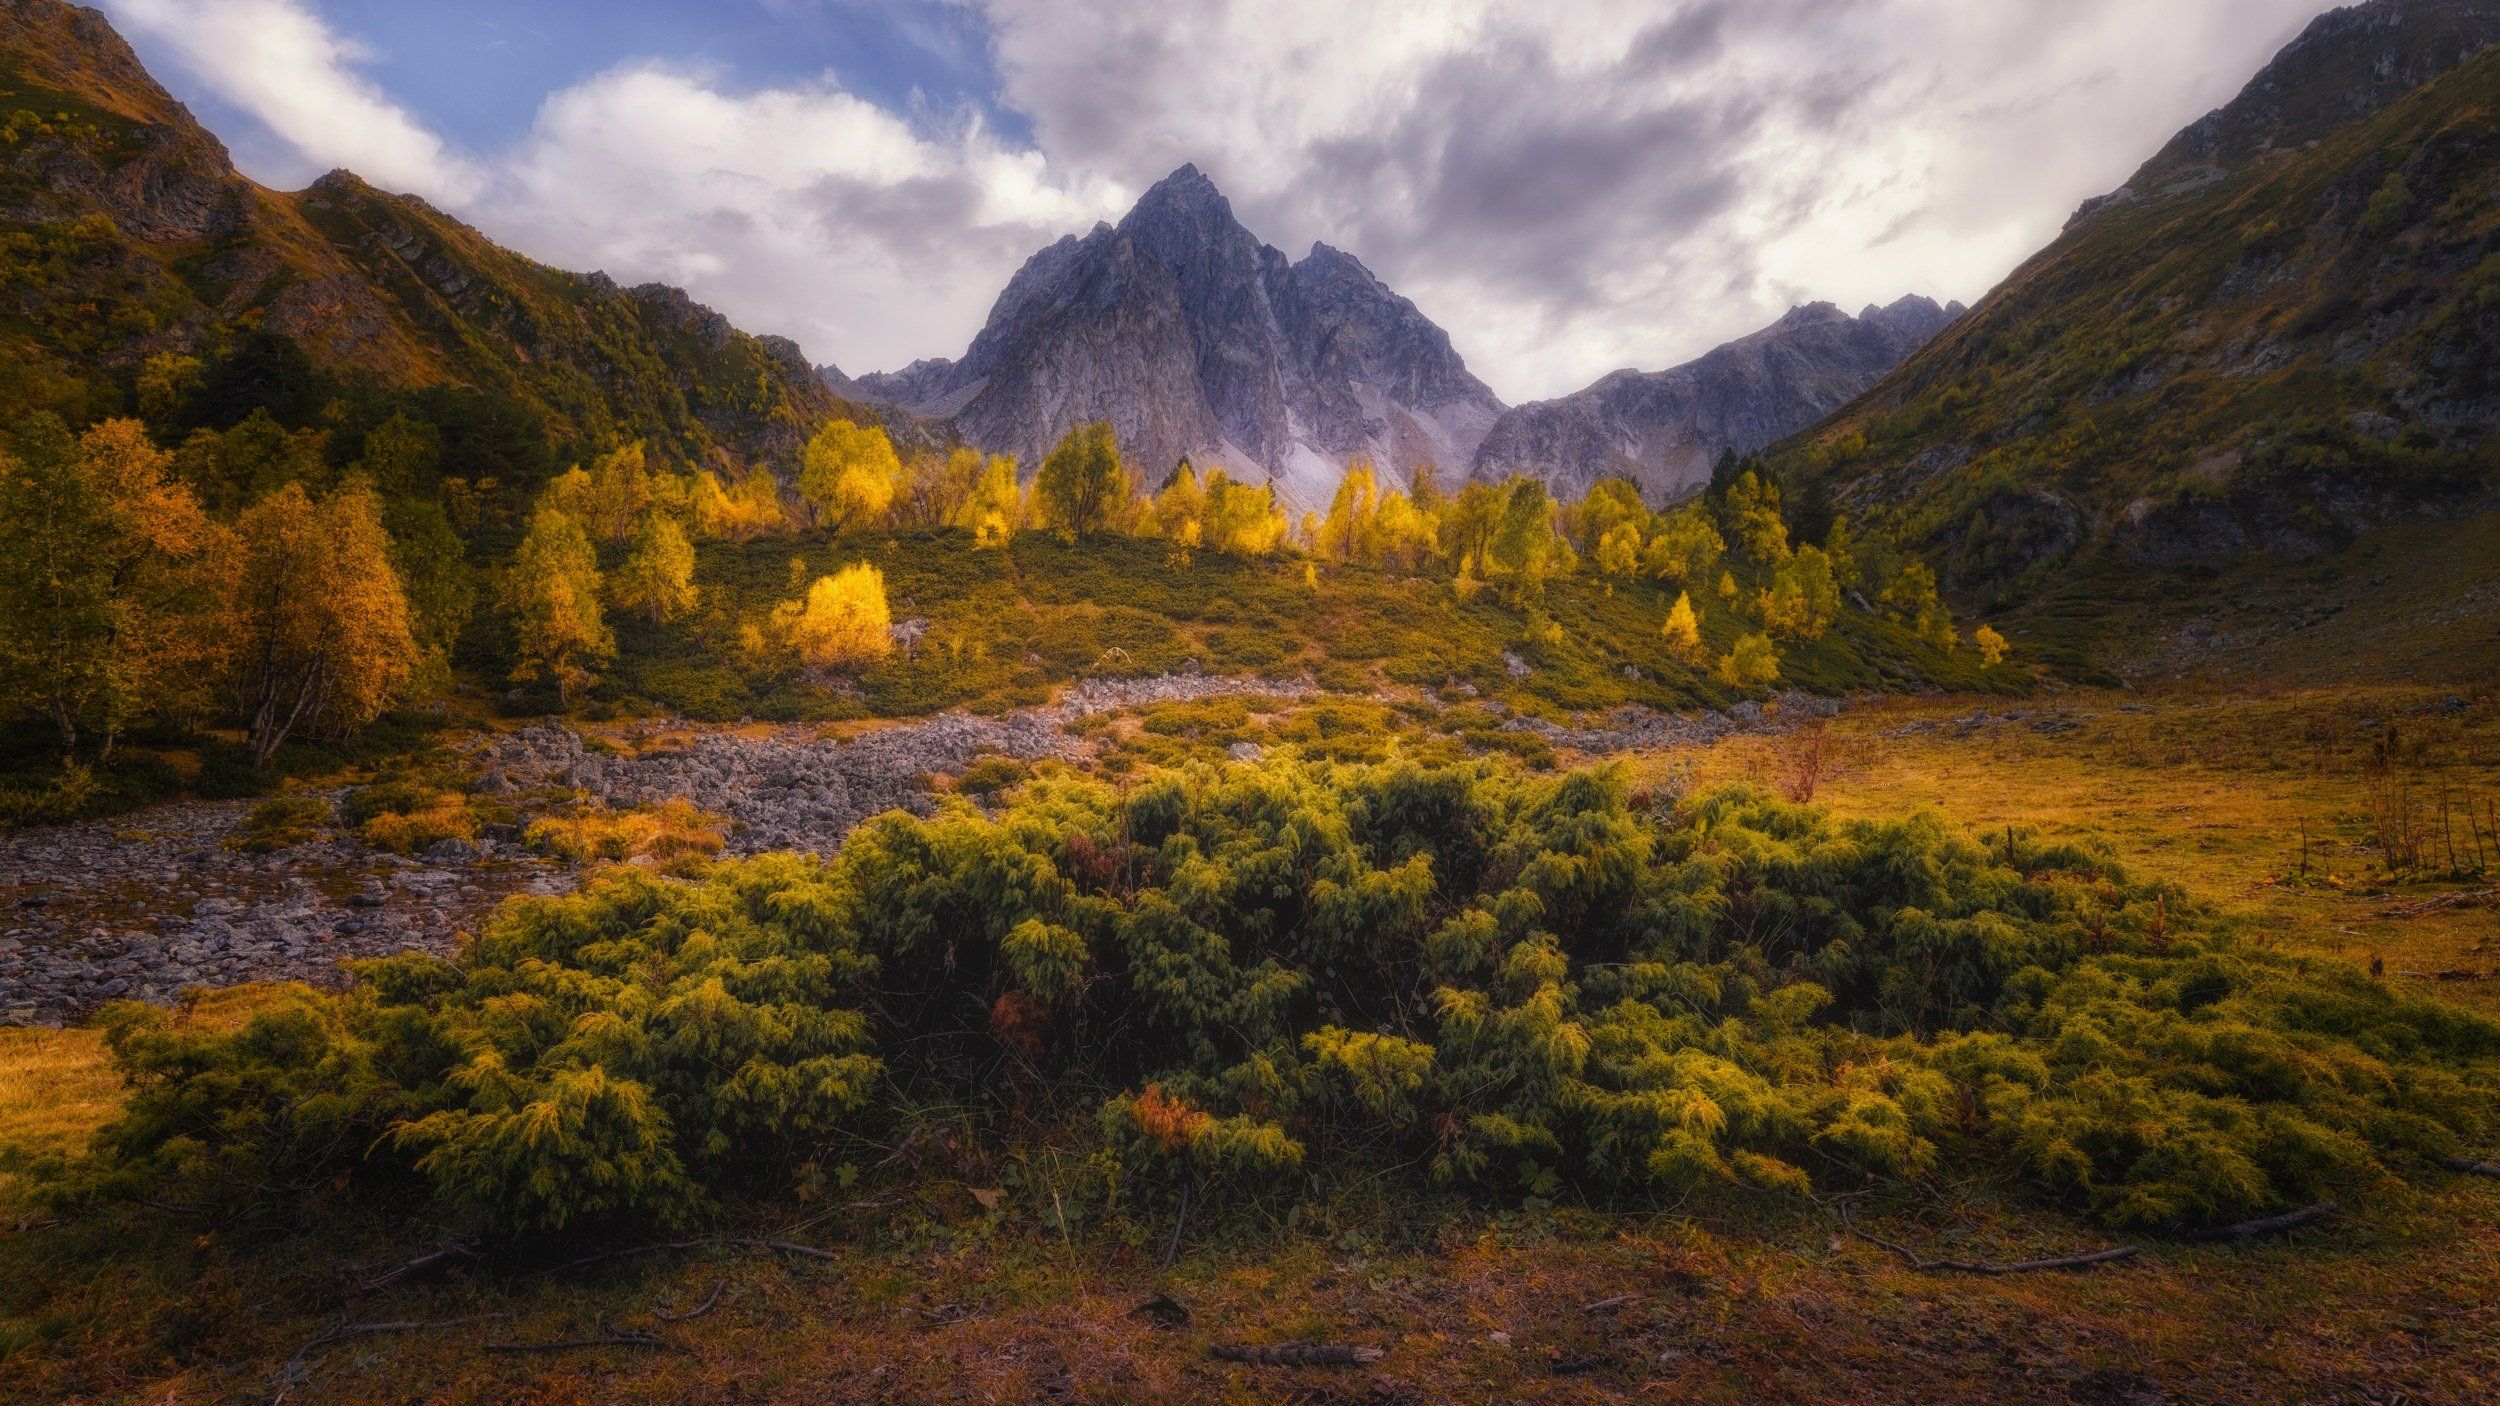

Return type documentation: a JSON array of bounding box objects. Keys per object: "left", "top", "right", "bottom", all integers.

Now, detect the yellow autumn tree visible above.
[
  {"left": 1318, "top": 460, "right": 1381, "bottom": 563},
  {"left": 691, "top": 465, "right": 792, "bottom": 541},
  {"left": 0, "top": 416, "right": 234, "bottom": 758},
  {"left": 1373, "top": 489, "right": 1438, "bottom": 571},
  {"left": 1758, "top": 544, "right": 1842, "bottom": 642},
  {"left": 1202, "top": 470, "right": 1288, "bottom": 556},
  {"left": 960, "top": 452, "right": 1022, "bottom": 548},
  {"left": 1153, "top": 463, "right": 1209, "bottom": 559},
  {"left": 1716, "top": 631, "right": 1781, "bottom": 690},
  {"left": 1974, "top": 624, "right": 2008, "bottom": 667},
  {"left": 1642, "top": 506, "right": 1724, "bottom": 588},
  {"left": 798, "top": 419, "right": 900, "bottom": 531},
  {"left": 778, "top": 562, "right": 893, "bottom": 671},
  {"left": 612, "top": 513, "right": 699, "bottom": 623},
  {"left": 505, "top": 504, "right": 613, "bottom": 704},
  {"left": 1722, "top": 470, "right": 1790, "bottom": 565},
  {"left": 233, "top": 479, "right": 418, "bottom": 765},
  {"left": 1661, "top": 592, "right": 1706, "bottom": 665}
]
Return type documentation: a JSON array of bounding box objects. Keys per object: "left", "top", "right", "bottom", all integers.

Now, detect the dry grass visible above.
[{"left": 1677, "top": 685, "right": 2500, "bottom": 1011}]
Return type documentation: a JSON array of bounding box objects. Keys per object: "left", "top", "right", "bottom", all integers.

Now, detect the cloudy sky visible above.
[{"left": 96, "top": 0, "right": 2333, "bottom": 403}]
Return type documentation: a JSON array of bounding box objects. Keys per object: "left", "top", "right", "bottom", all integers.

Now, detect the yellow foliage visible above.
[
  {"left": 1975, "top": 624, "right": 2008, "bottom": 667},
  {"left": 798, "top": 420, "right": 900, "bottom": 531},
  {"left": 525, "top": 798, "right": 727, "bottom": 869},
  {"left": 1716, "top": 631, "right": 1781, "bottom": 689},
  {"left": 612, "top": 514, "right": 699, "bottom": 623},
  {"left": 233, "top": 478, "right": 417, "bottom": 764},
  {"left": 1662, "top": 592, "right": 1706, "bottom": 665},
  {"left": 505, "top": 505, "right": 613, "bottom": 703},
  {"left": 778, "top": 561, "right": 894, "bottom": 671}
]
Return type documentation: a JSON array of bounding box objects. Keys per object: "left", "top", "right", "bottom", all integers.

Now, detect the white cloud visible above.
[
  {"left": 475, "top": 62, "right": 1123, "bottom": 374},
  {"left": 95, "top": 0, "right": 2345, "bottom": 402},
  {"left": 974, "top": 0, "right": 2335, "bottom": 400},
  {"left": 98, "top": 0, "right": 484, "bottom": 199}
]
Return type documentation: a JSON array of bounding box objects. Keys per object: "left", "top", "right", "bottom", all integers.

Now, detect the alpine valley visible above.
[{"left": 1, "top": 2, "right": 2497, "bottom": 1404}]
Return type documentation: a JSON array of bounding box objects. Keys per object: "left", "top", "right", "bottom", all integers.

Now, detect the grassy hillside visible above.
[
  {"left": 1769, "top": 32, "right": 2500, "bottom": 661},
  {"left": 590, "top": 528, "right": 2014, "bottom": 725},
  {"left": 0, "top": 0, "right": 858, "bottom": 472}
]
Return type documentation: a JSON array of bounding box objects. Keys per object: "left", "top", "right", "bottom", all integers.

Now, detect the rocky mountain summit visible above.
[
  {"left": 1468, "top": 297, "right": 1963, "bottom": 501},
  {"left": 856, "top": 165, "right": 1505, "bottom": 509}
]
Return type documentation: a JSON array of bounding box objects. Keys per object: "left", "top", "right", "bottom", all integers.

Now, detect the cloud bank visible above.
[{"left": 99, "top": 0, "right": 2330, "bottom": 401}]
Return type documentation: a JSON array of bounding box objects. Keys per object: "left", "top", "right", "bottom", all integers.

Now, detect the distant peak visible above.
[
  {"left": 1299, "top": 241, "right": 1373, "bottom": 277},
  {"left": 1126, "top": 162, "right": 1234, "bottom": 222}
]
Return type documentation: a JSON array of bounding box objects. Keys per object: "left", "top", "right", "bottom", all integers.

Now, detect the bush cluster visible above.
[{"left": 62, "top": 762, "right": 2498, "bottom": 1239}]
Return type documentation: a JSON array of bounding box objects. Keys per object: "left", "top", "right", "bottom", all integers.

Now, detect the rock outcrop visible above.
[
  {"left": 1468, "top": 297, "right": 1963, "bottom": 501},
  {"left": 855, "top": 165, "right": 1505, "bottom": 509}
]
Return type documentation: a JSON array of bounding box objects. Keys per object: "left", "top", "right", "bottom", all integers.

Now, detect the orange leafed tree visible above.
[
  {"left": 233, "top": 479, "right": 418, "bottom": 766},
  {"left": 0, "top": 416, "right": 234, "bottom": 758}
]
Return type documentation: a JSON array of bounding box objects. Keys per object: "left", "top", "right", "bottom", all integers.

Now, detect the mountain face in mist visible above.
[
  {"left": 1468, "top": 297, "right": 1963, "bottom": 501},
  {"left": 856, "top": 165, "right": 1505, "bottom": 507}
]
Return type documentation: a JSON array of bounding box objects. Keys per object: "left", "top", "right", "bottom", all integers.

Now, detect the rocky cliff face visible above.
[
  {"left": 1468, "top": 297, "right": 1962, "bottom": 501},
  {"left": 856, "top": 165, "right": 1505, "bottom": 508},
  {"left": 0, "top": 0, "right": 860, "bottom": 469}
]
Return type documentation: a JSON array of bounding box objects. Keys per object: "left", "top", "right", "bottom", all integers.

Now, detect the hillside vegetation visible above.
[{"left": 1771, "top": 26, "right": 2500, "bottom": 649}]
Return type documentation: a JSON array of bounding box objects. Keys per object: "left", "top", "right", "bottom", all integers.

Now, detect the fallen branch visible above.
[
  {"left": 2376, "top": 888, "right": 2496, "bottom": 919},
  {"left": 1839, "top": 1204, "right": 2138, "bottom": 1275},
  {"left": 2443, "top": 1156, "right": 2500, "bottom": 1178},
  {"left": 1212, "top": 1341, "right": 1387, "bottom": 1367},
  {"left": 486, "top": 1328, "right": 674, "bottom": 1354},
  {"left": 655, "top": 1281, "right": 727, "bottom": 1322},
  {"left": 282, "top": 1313, "right": 513, "bottom": 1377},
  {"left": 354, "top": 1239, "right": 477, "bottom": 1295},
  {"left": 1578, "top": 1294, "right": 1640, "bottom": 1313},
  {"left": 2183, "top": 1201, "right": 2337, "bottom": 1242},
  {"left": 548, "top": 1235, "right": 839, "bottom": 1275}
]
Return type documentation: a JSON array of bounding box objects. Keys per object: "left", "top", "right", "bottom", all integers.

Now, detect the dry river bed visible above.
[{"left": 0, "top": 675, "right": 1824, "bottom": 1027}]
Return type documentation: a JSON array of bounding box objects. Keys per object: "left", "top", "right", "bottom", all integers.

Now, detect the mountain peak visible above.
[{"left": 1127, "top": 163, "right": 1232, "bottom": 220}]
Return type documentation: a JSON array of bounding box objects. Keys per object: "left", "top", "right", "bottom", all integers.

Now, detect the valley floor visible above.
[{"left": 2, "top": 680, "right": 2495, "bottom": 1403}]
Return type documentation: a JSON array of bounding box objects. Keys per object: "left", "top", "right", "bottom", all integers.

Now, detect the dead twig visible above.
[
  {"left": 281, "top": 1313, "right": 513, "bottom": 1378},
  {"left": 1212, "top": 1341, "right": 1387, "bottom": 1367},
  {"left": 1578, "top": 1294, "right": 1640, "bottom": 1313},
  {"left": 1845, "top": 1217, "right": 2139, "bottom": 1275},
  {"left": 547, "top": 1235, "right": 838, "bottom": 1275},
  {"left": 2375, "top": 888, "right": 2497, "bottom": 919},
  {"left": 654, "top": 1280, "right": 727, "bottom": 1322},
  {"left": 485, "top": 1327, "right": 676, "bottom": 1354},
  {"left": 2183, "top": 1201, "right": 2337, "bottom": 1241},
  {"left": 354, "top": 1239, "right": 477, "bottom": 1295}
]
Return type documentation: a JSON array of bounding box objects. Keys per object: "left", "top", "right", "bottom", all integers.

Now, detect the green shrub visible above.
[
  {"left": 227, "top": 793, "right": 331, "bottom": 852},
  {"left": 59, "top": 761, "right": 2500, "bottom": 1240}
]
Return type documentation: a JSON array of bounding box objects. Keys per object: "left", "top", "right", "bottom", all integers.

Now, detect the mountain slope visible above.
[
  {"left": 0, "top": 0, "right": 857, "bottom": 470},
  {"left": 1469, "top": 296, "right": 1961, "bottom": 502},
  {"left": 857, "top": 165, "right": 1504, "bottom": 508},
  {"left": 1771, "top": 0, "right": 2500, "bottom": 630}
]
